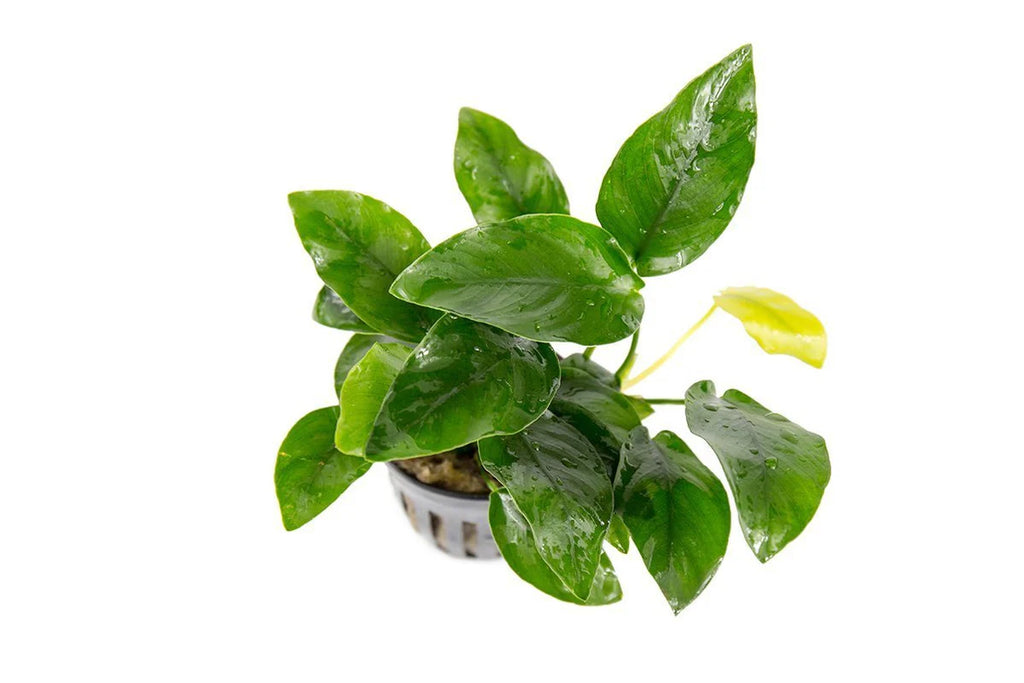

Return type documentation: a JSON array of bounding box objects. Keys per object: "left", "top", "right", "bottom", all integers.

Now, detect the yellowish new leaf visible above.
[{"left": 714, "top": 287, "right": 826, "bottom": 368}]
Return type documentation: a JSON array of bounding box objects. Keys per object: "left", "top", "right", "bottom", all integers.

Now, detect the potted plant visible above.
[{"left": 275, "top": 44, "right": 831, "bottom": 613}]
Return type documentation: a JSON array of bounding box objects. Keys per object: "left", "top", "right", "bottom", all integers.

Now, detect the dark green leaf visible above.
[
  {"left": 364, "top": 315, "right": 560, "bottom": 461},
  {"left": 479, "top": 412, "right": 613, "bottom": 598},
  {"left": 290, "top": 190, "right": 441, "bottom": 341},
  {"left": 606, "top": 514, "right": 630, "bottom": 554},
  {"left": 617, "top": 427, "right": 730, "bottom": 613},
  {"left": 455, "top": 107, "right": 569, "bottom": 223},
  {"left": 489, "top": 489, "right": 621, "bottom": 605},
  {"left": 334, "top": 334, "right": 393, "bottom": 395},
  {"left": 391, "top": 214, "right": 644, "bottom": 345},
  {"left": 336, "top": 343, "right": 411, "bottom": 455},
  {"left": 685, "top": 380, "right": 830, "bottom": 562},
  {"left": 596, "top": 45, "right": 756, "bottom": 276},
  {"left": 275, "top": 407, "right": 371, "bottom": 531},
  {"left": 560, "top": 353, "right": 618, "bottom": 387},
  {"left": 312, "top": 286, "right": 376, "bottom": 333}
]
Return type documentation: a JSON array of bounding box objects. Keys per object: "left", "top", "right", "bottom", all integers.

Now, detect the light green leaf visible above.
[
  {"left": 312, "top": 286, "right": 376, "bottom": 333},
  {"left": 606, "top": 514, "right": 630, "bottom": 554},
  {"left": 336, "top": 343, "right": 411, "bottom": 455},
  {"left": 616, "top": 427, "right": 730, "bottom": 613},
  {"left": 596, "top": 45, "right": 756, "bottom": 276},
  {"left": 489, "top": 489, "right": 622, "bottom": 605},
  {"left": 455, "top": 108, "right": 569, "bottom": 223},
  {"left": 334, "top": 334, "right": 404, "bottom": 396},
  {"left": 714, "top": 287, "right": 826, "bottom": 368},
  {"left": 364, "top": 315, "right": 560, "bottom": 461},
  {"left": 290, "top": 190, "right": 441, "bottom": 342},
  {"left": 685, "top": 380, "right": 830, "bottom": 562},
  {"left": 479, "top": 412, "right": 613, "bottom": 599},
  {"left": 275, "top": 407, "right": 371, "bottom": 531},
  {"left": 391, "top": 214, "right": 644, "bottom": 345}
]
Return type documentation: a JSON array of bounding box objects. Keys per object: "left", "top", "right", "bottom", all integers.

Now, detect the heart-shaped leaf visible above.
[
  {"left": 391, "top": 214, "right": 644, "bottom": 345},
  {"left": 596, "top": 45, "right": 756, "bottom": 276},
  {"left": 616, "top": 427, "right": 730, "bottom": 613},
  {"left": 336, "top": 343, "right": 411, "bottom": 455},
  {"left": 312, "top": 286, "right": 376, "bottom": 333},
  {"left": 455, "top": 108, "right": 569, "bottom": 223},
  {"left": 714, "top": 287, "right": 826, "bottom": 368},
  {"left": 685, "top": 380, "right": 830, "bottom": 562},
  {"left": 290, "top": 191, "right": 441, "bottom": 342},
  {"left": 489, "top": 489, "right": 621, "bottom": 605},
  {"left": 364, "top": 315, "right": 560, "bottom": 461},
  {"left": 275, "top": 407, "right": 372, "bottom": 530},
  {"left": 479, "top": 412, "right": 613, "bottom": 599}
]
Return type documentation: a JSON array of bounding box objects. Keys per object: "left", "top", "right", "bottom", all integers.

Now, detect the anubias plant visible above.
[{"left": 276, "top": 45, "right": 831, "bottom": 614}]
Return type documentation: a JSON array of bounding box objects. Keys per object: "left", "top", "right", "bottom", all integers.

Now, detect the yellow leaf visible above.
[{"left": 714, "top": 287, "right": 827, "bottom": 368}]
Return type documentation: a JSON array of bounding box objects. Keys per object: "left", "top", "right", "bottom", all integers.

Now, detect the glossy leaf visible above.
[
  {"left": 685, "top": 380, "right": 830, "bottom": 562},
  {"left": 489, "top": 489, "right": 622, "bottom": 605},
  {"left": 606, "top": 514, "right": 630, "bottom": 554},
  {"left": 290, "top": 190, "right": 440, "bottom": 342},
  {"left": 596, "top": 45, "right": 756, "bottom": 276},
  {"left": 616, "top": 427, "right": 730, "bottom": 613},
  {"left": 336, "top": 343, "right": 411, "bottom": 455},
  {"left": 391, "top": 214, "right": 644, "bottom": 345},
  {"left": 334, "top": 334, "right": 394, "bottom": 395},
  {"left": 275, "top": 407, "right": 371, "bottom": 530},
  {"left": 479, "top": 412, "right": 613, "bottom": 598},
  {"left": 312, "top": 286, "right": 375, "bottom": 333},
  {"left": 560, "top": 353, "right": 618, "bottom": 387},
  {"left": 364, "top": 315, "right": 560, "bottom": 461},
  {"left": 715, "top": 287, "right": 827, "bottom": 368},
  {"left": 455, "top": 108, "right": 569, "bottom": 223}
]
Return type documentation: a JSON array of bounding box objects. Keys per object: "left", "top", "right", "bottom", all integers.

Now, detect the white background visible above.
[{"left": 2, "top": 1, "right": 1021, "bottom": 680}]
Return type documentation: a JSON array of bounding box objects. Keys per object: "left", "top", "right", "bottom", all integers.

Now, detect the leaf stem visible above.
[
  {"left": 640, "top": 398, "right": 687, "bottom": 405},
  {"left": 582, "top": 346, "right": 596, "bottom": 360},
  {"left": 622, "top": 305, "right": 717, "bottom": 389},
  {"left": 614, "top": 332, "right": 640, "bottom": 386}
]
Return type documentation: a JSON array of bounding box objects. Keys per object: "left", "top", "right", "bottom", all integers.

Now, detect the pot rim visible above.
[{"left": 385, "top": 461, "right": 490, "bottom": 501}]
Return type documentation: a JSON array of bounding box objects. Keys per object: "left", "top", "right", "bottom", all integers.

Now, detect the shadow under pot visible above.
[{"left": 386, "top": 451, "right": 499, "bottom": 560}]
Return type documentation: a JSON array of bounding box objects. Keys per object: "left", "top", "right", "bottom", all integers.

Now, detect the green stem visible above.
[
  {"left": 641, "top": 398, "right": 687, "bottom": 405},
  {"left": 582, "top": 346, "right": 596, "bottom": 360},
  {"left": 622, "top": 305, "right": 717, "bottom": 389},
  {"left": 614, "top": 332, "right": 640, "bottom": 386}
]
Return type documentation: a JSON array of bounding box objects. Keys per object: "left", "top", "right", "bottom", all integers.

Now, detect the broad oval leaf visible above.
[
  {"left": 334, "top": 333, "right": 408, "bottom": 395},
  {"left": 364, "top": 315, "right": 560, "bottom": 461},
  {"left": 290, "top": 190, "right": 441, "bottom": 342},
  {"left": 715, "top": 287, "right": 826, "bottom": 368},
  {"left": 391, "top": 215, "right": 645, "bottom": 345},
  {"left": 455, "top": 108, "right": 569, "bottom": 223},
  {"left": 489, "top": 489, "right": 621, "bottom": 605},
  {"left": 685, "top": 380, "right": 830, "bottom": 562},
  {"left": 616, "top": 427, "right": 730, "bottom": 613},
  {"left": 275, "top": 407, "right": 371, "bottom": 531},
  {"left": 313, "top": 286, "right": 376, "bottom": 333},
  {"left": 479, "top": 412, "right": 613, "bottom": 598},
  {"left": 336, "top": 343, "right": 411, "bottom": 455},
  {"left": 596, "top": 45, "right": 756, "bottom": 276}
]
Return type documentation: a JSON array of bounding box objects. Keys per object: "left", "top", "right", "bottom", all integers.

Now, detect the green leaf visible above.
[
  {"left": 685, "top": 380, "right": 830, "bottom": 562},
  {"left": 275, "top": 407, "right": 371, "bottom": 530},
  {"left": 596, "top": 45, "right": 756, "bottom": 276},
  {"left": 616, "top": 427, "right": 730, "bottom": 613},
  {"left": 479, "top": 412, "right": 613, "bottom": 598},
  {"left": 334, "top": 334, "right": 395, "bottom": 395},
  {"left": 290, "top": 190, "right": 441, "bottom": 342},
  {"left": 549, "top": 366, "right": 646, "bottom": 475},
  {"left": 489, "top": 489, "right": 621, "bottom": 605},
  {"left": 312, "top": 286, "right": 376, "bottom": 333},
  {"left": 364, "top": 315, "right": 560, "bottom": 461},
  {"left": 606, "top": 514, "right": 631, "bottom": 554},
  {"left": 714, "top": 287, "right": 827, "bottom": 368},
  {"left": 336, "top": 343, "right": 412, "bottom": 455},
  {"left": 455, "top": 108, "right": 570, "bottom": 223},
  {"left": 560, "top": 353, "right": 618, "bottom": 387},
  {"left": 391, "top": 214, "right": 644, "bottom": 345}
]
